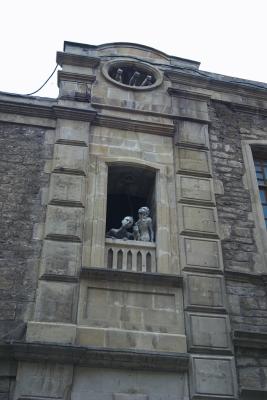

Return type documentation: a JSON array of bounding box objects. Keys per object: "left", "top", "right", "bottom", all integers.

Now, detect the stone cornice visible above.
[
  {"left": 94, "top": 114, "right": 175, "bottom": 136},
  {"left": 225, "top": 270, "right": 267, "bottom": 285},
  {"left": 167, "top": 87, "right": 211, "bottom": 102},
  {"left": 58, "top": 71, "right": 96, "bottom": 85},
  {"left": 0, "top": 100, "right": 97, "bottom": 123},
  {"left": 233, "top": 330, "right": 267, "bottom": 349},
  {"left": 80, "top": 267, "right": 183, "bottom": 287},
  {"left": 0, "top": 342, "right": 189, "bottom": 372},
  {"left": 166, "top": 70, "right": 267, "bottom": 100},
  {"left": 240, "top": 388, "right": 267, "bottom": 400},
  {"left": 56, "top": 51, "right": 100, "bottom": 68}
]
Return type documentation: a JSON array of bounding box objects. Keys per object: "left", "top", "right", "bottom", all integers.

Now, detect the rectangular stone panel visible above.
[
  {"left": 40, "top": 240, "right": 81, "bottom": 276},
  {"left": 56, "top": 119, "right": 90, "bottom": 145},
  {"left": 177, "top": 175, "right": 215, "bottom": 205},
  {"left": 53, "top": 144, "right": 87, "bottom": 174},
  {"left": 113, "top": 394, "right": 148, "bottom": 400},
  {"left": 80, "top": 286, "right": 180, "bottom": 334},
  {"left": 179, "top": 205, "right": 218, "bottom": 237},
  {"left": 44, "top": 205, "right": 84, "bottom": 241},
  {"left": 191, "top": 356, "right": 237, "bottom": 398},
  {"left": 71, "top": 367, "right": 189, "bottom": 400},
  {"left": 186, "top": 313, "right": 232, "bottom": 352},
  {"left": 180, "top": 237, "right": 223, "bottom": 272},
  {"left": 34, "top": 281, "right": 76, "bottom": 323},
  {"left": 176, "top": 148, "right": 211, "bottom": 176},
  {"left": 184, "top": 273, "right": 226, "bottom": 310},
  {"left": 14, "top": 362, "right": 73, "bottom": 400},
  {"left": 48, "top": 173, "right": 85, "bottom": 206},
  {"left": 176, "top": 121, "right": 209, "bottom": 148}
]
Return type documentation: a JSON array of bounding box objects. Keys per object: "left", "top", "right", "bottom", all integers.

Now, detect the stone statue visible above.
[
  {"left": 141, "top": 75, "right": 152, "bottom": 86},
  {"left": 133, "top": 207, "right": 154, "bottom": 242},
  {"left": 129, "top": 71, "right": 141, "bottom": 86},
  {"left": 115, "top": 68, "right": 123, "bottom": 82},
  {"left": 106, "top": 216, "right": 133, "bottom": 240}
]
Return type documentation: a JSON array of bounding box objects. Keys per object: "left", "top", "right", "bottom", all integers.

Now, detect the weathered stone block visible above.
[
  {"left": 180, "top": 237, "right": 223, "bottom": 271},
  {"left": 53, "top": 144, "right": 87, "bottom": 174},
  {"left": 179, "top": 205, "right": 218, "bottom": 237},
  {"left": 71, "top": 367, "right": 189, "bottom": 400},
  {"left": 14, "top": 362, "right": 73, "bottom": 400},
  {"left": 34, "top": 281, "right": 76, "bottom": 323},
  {"left": 26, "top": 321, "right": 77, "bottom": 344},
  {"left": 56, "top": 119, "right": 90, "bottom": 145},
  {"left": 48, "top": 173, "right": 85, "bottom": 206},
  {"left": 113, "top": 394, "right": 148, "bottom": 400},
  {"left": 184, "top": 273, "right": 226, "bottom": 310},
  {"left": 44, "top": 205, "right": 84, "bottom": 241},
  {"left": 176, "top": 121, "right": 209, "bottom": 148},
  {"left": 177, "top": 175, "right": 215, "bottom": 204},
  {"left": 176, "top": 148, "right": 211, "bottom": 176},
  {"left": 40, "top": 240, "right": 81, "bottom": 276},
  {"left": 191, "top": 356, "right": 237, "bottom": 398},
  {"left": 78, "top": 284, "right": 183, "bottom": 334},
  {"left": 186, "top": 313, "right": 231, "bottom": 351}
]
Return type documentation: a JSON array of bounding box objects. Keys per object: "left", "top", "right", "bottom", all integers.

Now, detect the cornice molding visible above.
[
  {"left": 166, "top": 70, "right": 267, "bottom": 100},
  {"left": 80, "top": 267, "right": 183, "bottom": 287},
  {"left": 53, "top": 105, "right": 97, "bottom": 122},
  {"left": 233, "top": 330, "right": 267, "bottom": 349},
  {"left": 58, "top": 71, "right": 96, "bottom": 85},
  {"left": 0, "top": 342, "right": 189, "bottom": 372},
  {"left": 56, "top": 51, "right": 100, "bottom": 68},
  {"left": 240, "top": 388, "right": 267, "bottom": 400},
  {"left": 94, "top": 114, "right": 175, "bottom": 136},
  {"left": 167, "top": 87, "right": 211, "bottom": 102},
  {"left": 225, "top": 270, "right": 267, "bottom": 285},
  {"left": 0, "top": 100, "right": 97, "bottom": 123}
]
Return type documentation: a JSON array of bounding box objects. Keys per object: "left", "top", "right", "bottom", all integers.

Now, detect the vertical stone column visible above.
[
  {"left": 27, "top": 111, "right": 95, "bottom": 340},
  {"left": 175, "top": 121, "right": 238, "bottom": 399}
]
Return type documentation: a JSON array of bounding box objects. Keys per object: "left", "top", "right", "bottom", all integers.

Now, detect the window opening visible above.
[
  {"left": 253, "top": 157, "right": 267, "bottom": 228},
  {"left": 106, "top": 165, "right": 156, "bottom": 241}
]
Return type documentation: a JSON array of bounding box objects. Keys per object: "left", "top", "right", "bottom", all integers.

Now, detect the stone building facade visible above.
[{"left": 0, "top": 41, "right": 267, "bottom": 400}]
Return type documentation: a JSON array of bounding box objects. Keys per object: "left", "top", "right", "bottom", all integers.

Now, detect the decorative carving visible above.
[
  {"left": 106, "top": 216, "right": 134, "bottom": 240},
  {"left": 133, "top": 207, "right": 154, "bottom": 242}
]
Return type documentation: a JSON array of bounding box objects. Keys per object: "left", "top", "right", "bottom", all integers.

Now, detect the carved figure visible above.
[
  {"left": 115, "top": 68, "right": 123, "bottom": 82},
  {"left": 129, "top": 71, "right": 141, "bottom": 86},
  {"left": 141, "top": 75, "right": 152, "bottom": 86},
  {"left": 133, "top": 207, "right": 154, "bottom": 242},
  {"left": 106, "top": 216, "right": 134, "bottom": 240}
]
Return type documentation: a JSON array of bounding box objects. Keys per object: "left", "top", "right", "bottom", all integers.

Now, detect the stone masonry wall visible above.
[
  {"left": 0, "top": 122, "right": 52, "bottom": 341},
  {"left": 209, "top": 101, "right": 267, "bottom": 393},
  {"left": 209, "top": 101, "right": 267, "bottom": 329}
]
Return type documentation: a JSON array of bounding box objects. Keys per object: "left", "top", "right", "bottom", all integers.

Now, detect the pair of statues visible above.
[{"left": 106, "top": 206, "right": 154, "bottom": 242}]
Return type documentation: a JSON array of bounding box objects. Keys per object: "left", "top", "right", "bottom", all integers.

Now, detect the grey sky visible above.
[{"left": 1, "top": 0, "right": 266, "bottom": 98}]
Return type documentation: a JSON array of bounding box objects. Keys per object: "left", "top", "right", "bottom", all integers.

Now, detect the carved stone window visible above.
[{"left": 102, "top": 60, "right": 163, "bottom": 90}]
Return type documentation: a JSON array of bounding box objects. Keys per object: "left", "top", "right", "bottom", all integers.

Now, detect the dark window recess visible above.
[
  {"left": 106, "top": 165, "right": 156, "bottom": 237},
  {"left": 254, "top": 157, "right": 267, "bottom": 228},
  {"left": 109, "top": 65, "right": 156, "bottom": 87}
]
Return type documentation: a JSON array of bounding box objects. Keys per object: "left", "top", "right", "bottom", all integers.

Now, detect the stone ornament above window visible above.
[{"left": 102, "top": 59, "right": 163, "bottom": 90}]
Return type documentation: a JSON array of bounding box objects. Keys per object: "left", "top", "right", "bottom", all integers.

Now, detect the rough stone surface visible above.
[{"left": 0, "top": 122, "right": 51, "bottom": 340}]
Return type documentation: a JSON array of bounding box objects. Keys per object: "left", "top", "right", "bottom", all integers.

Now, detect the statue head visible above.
[
  {"left": 121, "top": 216, "right": 133, "bottom": 228},
  {"left": 138, "top": 207, "right": 150, "bottom": 217}
]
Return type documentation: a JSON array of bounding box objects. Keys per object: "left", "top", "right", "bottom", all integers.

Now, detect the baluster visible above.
[
  {"left": 146, "top": 252, "right": 152, "bottom": 272},
  {"left": 127, "top": 250, "right": 133, "bottom": 271},
  {"left": 131, "top": 250, "right": 137, "bottom": 272},
  {"left": 137, "top": 251, "right": 142, "bottom": 272},
  {"left": 107, "top": 248, "right": 113, "bottom": 269},
  {"left": 117, "top": 249, "right": 123, "bottom": 270}
]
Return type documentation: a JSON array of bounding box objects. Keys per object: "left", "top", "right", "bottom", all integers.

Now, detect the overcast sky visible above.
[{"left": 1, "top": 0, "right": 266, "bottom": 98}]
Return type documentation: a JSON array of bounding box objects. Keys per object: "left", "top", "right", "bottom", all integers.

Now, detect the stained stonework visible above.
[{"left": 1, "top": 41, "right": 267, "bottom": 400}]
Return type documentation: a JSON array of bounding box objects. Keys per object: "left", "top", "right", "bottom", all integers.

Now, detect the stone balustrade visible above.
[{"left": 105, "top": 238, "right": 156, "bottom": 272}]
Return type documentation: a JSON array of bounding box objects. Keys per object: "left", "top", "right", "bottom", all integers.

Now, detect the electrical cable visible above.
[{"left": 24, "top": 64, "right": 59, "bottom": 96}]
